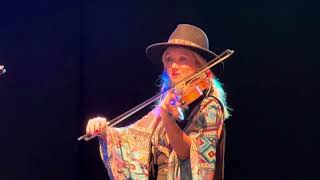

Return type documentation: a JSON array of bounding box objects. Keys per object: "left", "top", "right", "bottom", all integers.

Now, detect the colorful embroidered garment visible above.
[{"left": 98, "top": 91, "right": 225, "bottom": 179}]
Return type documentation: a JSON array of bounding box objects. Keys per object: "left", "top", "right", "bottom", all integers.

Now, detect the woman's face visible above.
[{"left": 162, "top": 47, "right": 200, "bottom": 84}]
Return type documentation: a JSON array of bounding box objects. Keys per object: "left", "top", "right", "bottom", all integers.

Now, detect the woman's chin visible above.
[{"left": 171, "top": 77, "right": 183, "bottom": 84}]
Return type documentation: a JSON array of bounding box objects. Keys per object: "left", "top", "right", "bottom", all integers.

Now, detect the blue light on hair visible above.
[
  {"left": 159, "top": 71, "right": 171, "bottom": 93},
  {"left": 157, "top": 70, "right": 232, "bottom": 119}
]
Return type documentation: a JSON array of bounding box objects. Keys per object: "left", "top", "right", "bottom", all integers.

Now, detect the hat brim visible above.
[{"left": 146, "top": 42, "right": 224, "bottom": 75}]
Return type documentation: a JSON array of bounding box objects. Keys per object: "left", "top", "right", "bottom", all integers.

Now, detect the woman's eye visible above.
[
  {"left": 165, "top": 57, "right": 172, "bottom": 64},
  {"left": 180, "top": 57, "right": 188, "bottom": 62}
]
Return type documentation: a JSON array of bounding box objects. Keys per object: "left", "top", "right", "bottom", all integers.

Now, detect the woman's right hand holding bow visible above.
[{"left": 85, "top": 117, "right": 109, "bottom": 140}]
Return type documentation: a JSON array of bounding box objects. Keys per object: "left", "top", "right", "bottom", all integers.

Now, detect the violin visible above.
[
  {"left": 171, "top": 73, "right": 211, "bottom": 107},
  {"left": 181, "top": 73, "right": 211, "bottom": 105},
  {"left": 78, "top": 49, "right": 234, "bottom": 141}
]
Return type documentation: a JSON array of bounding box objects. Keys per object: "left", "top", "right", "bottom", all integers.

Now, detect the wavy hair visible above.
[{"left": 157, "top": 50, "right": 231, "bottom": 119}]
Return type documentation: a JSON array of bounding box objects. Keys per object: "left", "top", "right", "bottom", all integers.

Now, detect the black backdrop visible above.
[{"left": 0, "top": 0, "right": 319, "bottom": 179}]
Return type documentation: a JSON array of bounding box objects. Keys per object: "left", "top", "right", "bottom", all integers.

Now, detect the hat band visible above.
[{"left": 168, "top": 39, "right": 201, "bottom": 48}]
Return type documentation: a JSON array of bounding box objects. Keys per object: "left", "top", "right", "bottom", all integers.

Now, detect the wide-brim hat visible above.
[{"left": 146, "top": 24, "right": 223, "bottom": 74}]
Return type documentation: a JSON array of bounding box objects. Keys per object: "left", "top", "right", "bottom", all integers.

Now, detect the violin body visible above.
[{"left": 177, "top": 73, "right": 211, "bottom": 106}]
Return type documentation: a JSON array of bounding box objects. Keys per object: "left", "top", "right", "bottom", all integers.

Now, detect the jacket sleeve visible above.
[
  {"left": 167, "top": 96, "right": 225, "bottom": 180},
  {"left": 98, "top": 110, "right": 159, "bottom": 180}
]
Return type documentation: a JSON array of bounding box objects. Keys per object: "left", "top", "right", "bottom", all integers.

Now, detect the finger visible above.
[
  {"left": 93, "top": 121, "right": 100, "bottom": 134},
  {"left": 86, "top": 121, "right": 90, "bottom": 134},
  {"left": 86, "top": 120, "right": 93, "bottom": 134},
  {"left": 98, "top": 120, "right": 105, "bottom": 133},
  {"left": 101, "top": 121, "right": 107, "bottom": 130},
  {"left": 169, "top": 99, "right": 176, "bottom": 106},
  {"left": 165, "top": 90, "right": 174, "bottom": 99},
  {"left": 164, "top": 91, "right": 175, "bottom": 104},
  {"left": 105, "top": 121, "right": 111, "bottom": 126},
  {"left": 165, "top": 102, "right": 181, "bottom": 119},
  {"left": 173, "top": 87, "right": 183, "bottom": 96},
  {"left": 99, "top": 120, "right": 103, "bottom": 130},
  {"left": 168, "top": 95, "right": 180, "bottom": 108},
  {"left": 98, "top": 117, "right": 107, "bottom": 130},
  {"left": 89, "top": 120, "right": 96, "bottom": 135}
]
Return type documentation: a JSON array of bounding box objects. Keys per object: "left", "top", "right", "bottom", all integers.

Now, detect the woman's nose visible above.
[{"left": 171, "top": 61, "right": 179, "bottom": 68}]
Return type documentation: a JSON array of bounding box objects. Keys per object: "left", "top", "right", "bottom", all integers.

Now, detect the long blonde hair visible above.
[{"left": 158, "top": 49, "right": 231, "bottom": 119}]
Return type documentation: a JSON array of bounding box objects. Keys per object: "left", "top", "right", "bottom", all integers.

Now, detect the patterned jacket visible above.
[{"left": 98, "top": 89, "right": 225, "bottom": 180}]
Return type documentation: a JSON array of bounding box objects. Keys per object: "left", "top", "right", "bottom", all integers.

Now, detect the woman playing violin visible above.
[{"left": 85, "top": 24, "right": 231, "bottom": 180}]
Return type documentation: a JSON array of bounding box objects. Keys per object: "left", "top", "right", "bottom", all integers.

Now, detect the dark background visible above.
[{"left": 0, "top": 0, "right": 319, "bottom": 179}]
